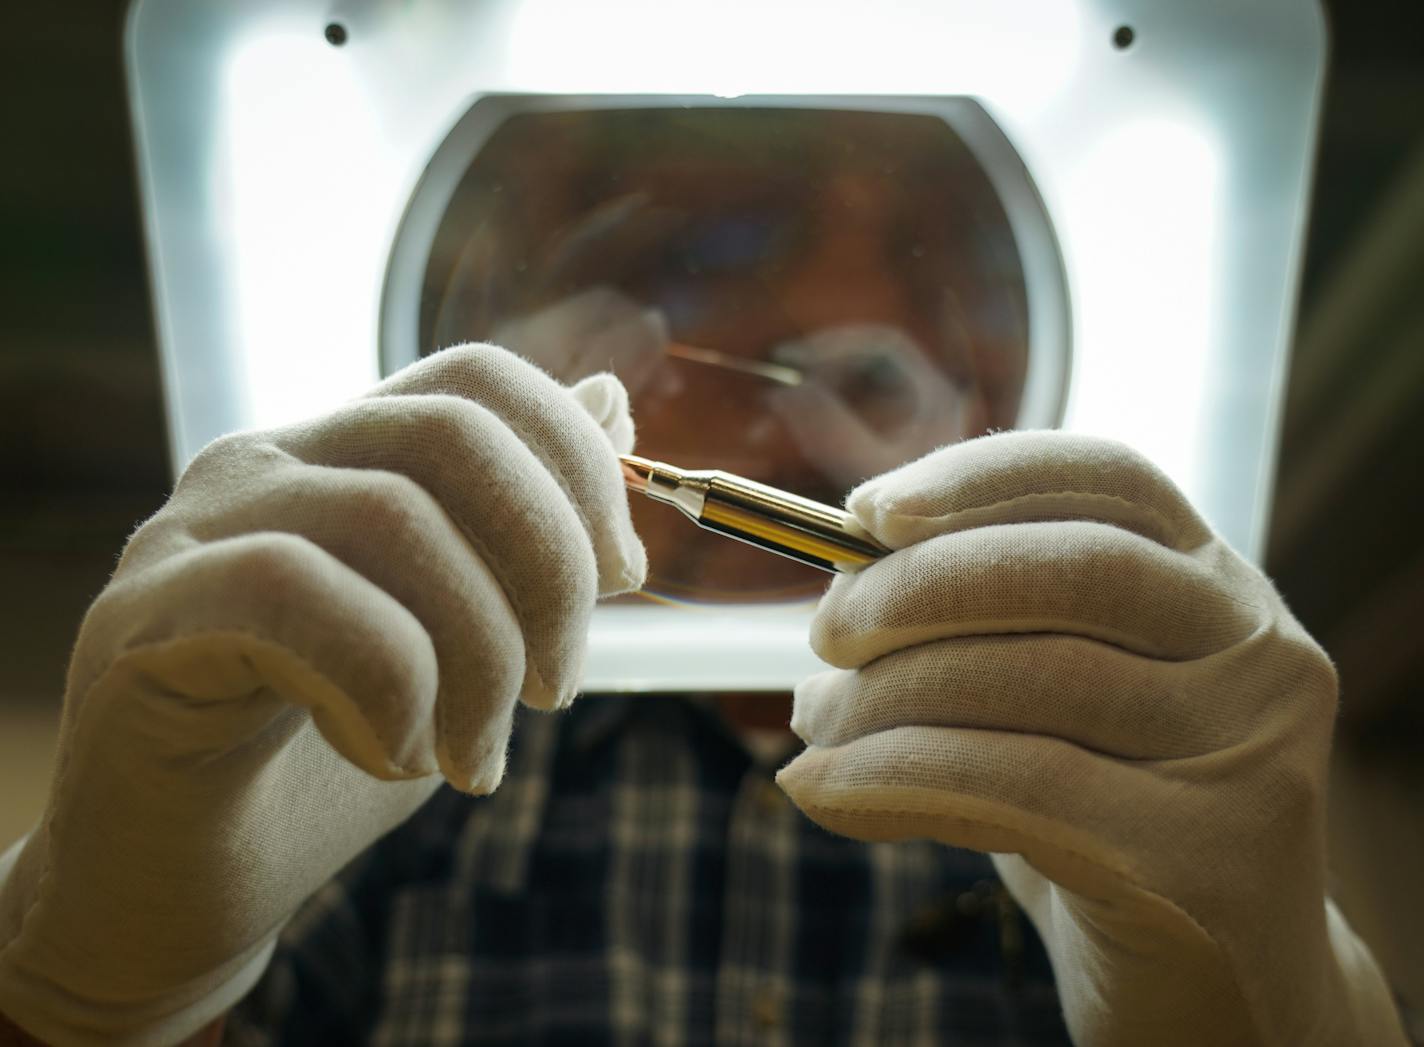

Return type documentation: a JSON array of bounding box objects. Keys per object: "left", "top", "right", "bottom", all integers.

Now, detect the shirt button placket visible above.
[{"left": 716, "top": 771, "right": 793, "bottom": 1045}]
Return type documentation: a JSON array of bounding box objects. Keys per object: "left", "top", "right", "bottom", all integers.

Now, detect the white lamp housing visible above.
[{"left": 126, "top": 0, "right": 1325, "bottom": 691}]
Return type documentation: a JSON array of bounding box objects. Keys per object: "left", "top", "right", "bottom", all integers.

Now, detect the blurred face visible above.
[{"left": 421, "top": 106, "right": 1031, "bottom": 603}]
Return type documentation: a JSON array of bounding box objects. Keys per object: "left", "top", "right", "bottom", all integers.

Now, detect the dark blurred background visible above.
[{"left": 1, "top": 0, "right": 1420, "bottom": 1022}]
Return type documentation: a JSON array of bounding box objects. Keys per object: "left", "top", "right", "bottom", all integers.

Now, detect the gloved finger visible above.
[
  {"left": 776, "top": 726, "right": 1191, "bottom": 904},
  {"left": 366, "top": 343, "right": 647, "bottom": 596},
  {"left": 846, "top": 431, "right": 1213, "bottom": 552},
  {"left": 89, "top": 530, "right": 442, "bottom": 782},
  {"left": 570, "top": 372, "right": 636, "bottom": 455},
  {"left": 791, "top": 631, "right": 1288, "bottom": 761},
  {"left": 811, "top": 521, "right": 1262, "bottom": 668},
  {"left": 778, "top": 716, "right": 1331, "bottom": 911},
  {"left": 274, "top": 394, "right": 605, "bottom": 709},
  {"left": 174, "top": 454, "right": 528, "bottom": 788}
]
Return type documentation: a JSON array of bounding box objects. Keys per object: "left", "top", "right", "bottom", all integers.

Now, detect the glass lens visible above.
[{"left": 420, "top": 106, "right": 1031, "bottom": 602}]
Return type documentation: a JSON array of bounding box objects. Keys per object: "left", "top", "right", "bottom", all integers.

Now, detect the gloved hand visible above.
[
  {"left": 777, "top": 431, "right": 1406, "bottom": 1046},
  {"left": 0, "top": 345, "right": 646, "bottom": 1045}
]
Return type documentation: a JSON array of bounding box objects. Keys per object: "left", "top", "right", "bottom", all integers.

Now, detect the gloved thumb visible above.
[
  {"left": 570, "top": 372, "right": 636, "bottom": 455},
  {"left": 567, "top": 371, "right": 647, "bottom": 594}
]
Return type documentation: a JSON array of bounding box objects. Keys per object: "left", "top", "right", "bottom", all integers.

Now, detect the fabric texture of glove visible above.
[
  {"left": 0, "top": 345, "right": 645, "bottom": 1045},
  {"left": 778, "top": 430, "right": 1406, "bottom": 1046}
]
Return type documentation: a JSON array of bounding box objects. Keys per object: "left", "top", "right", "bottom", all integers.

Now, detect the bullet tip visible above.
[{"left": 619, "top": 454, "right": 655, "bottom": 494}]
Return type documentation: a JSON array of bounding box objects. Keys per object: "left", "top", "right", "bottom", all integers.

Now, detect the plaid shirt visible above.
[{"left": 230, "top": 696, "right": 1069, "bottom": 1045}]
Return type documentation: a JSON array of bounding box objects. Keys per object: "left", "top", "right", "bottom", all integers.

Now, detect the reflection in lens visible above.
[{"left": 420, "top": 106, "right": 1032, "bottom": 603}]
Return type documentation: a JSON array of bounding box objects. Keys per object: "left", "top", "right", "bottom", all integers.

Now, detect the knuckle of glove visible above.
[
  {"left": 113, "top": 433, "right": 286, "bottom": 577},
  {"left": 404, "top": 399, "right": 500, "bottom": 484},
  {"left": 374, "top": 347, "right": 645, "bottom": 595},
  {"left": 215, "top": 529, "right": 315, "bottom": 591},
  {"left": 330, "top": 470, "right": 435, "bottom": 546},
  {"left": 82, "top": 532, "right": 317, "bottom": 671}
]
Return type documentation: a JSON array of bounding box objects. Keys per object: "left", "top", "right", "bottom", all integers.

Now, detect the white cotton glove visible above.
[
  {"left": 777, "top": 431, "right": 1406, "bottom": 1046},
  {"left": 0, "top": 345, "right": 645, "bottom": 1046}
]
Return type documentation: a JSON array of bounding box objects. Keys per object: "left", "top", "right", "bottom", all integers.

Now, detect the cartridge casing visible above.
[{"left": 622, "top": 455, "right": 888, "bottom": 573}]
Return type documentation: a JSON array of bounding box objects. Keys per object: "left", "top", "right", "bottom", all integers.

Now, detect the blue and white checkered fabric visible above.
[{"left": 230, "top": 696, "right": 1069, "bottom": 1045}]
